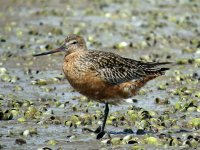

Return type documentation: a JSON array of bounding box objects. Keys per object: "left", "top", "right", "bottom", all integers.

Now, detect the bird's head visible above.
[{"left": 33, "top": 34, "right": 87, "bottom": 57}]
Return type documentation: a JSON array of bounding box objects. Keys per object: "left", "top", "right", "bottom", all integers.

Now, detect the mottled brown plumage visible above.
[{"left": 33, "top": 34, "right": 170, "bottom": 139}]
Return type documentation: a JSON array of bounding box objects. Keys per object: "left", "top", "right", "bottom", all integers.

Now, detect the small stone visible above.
[
  {"left": 37, "top": 147, "right": 52, "bottom": 150},
  {"left": 23, "top": 130, "right": 30, "bottom": 137},
  {"left": 47, "top": 139, "right": 58, "bottom": 146},
  {"left": 111, "top": 137, "right": 121, "bottom": 145},
  {"left": 136, "top": 129, "right": 146, "bottom": 135},
  {"left": 188, "top": 118, "right": 200, "bottom": 128},
  {"left": 113, "top": 41, "right": 129, "bottom": 49},
  {"left": 127, "top": 140, "right": 138, "bottom": 144},
  {"left": 123, "top": 135, "right": 132, "bottom": 141},
  {"left": 15, "top": 138, "right": 26, "bottom": 145},
  {"left": 145, "top": 137, "right": 158, "bottom": 145},
  {"left": 123, "top": 129, "right": 134, "bottom": 134},
  {"left": 17, "top": 117, "right": 26, "bottom": 122},
  {"left": 101, "top": 139, "right": 111, "bottom": 144},
  {"left": 31, "top": 79, "right": 47, "bottom": 85}
]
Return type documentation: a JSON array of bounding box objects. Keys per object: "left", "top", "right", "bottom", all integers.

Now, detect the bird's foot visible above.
[
  {"left": 96, "top": 131, "right": 107, "bottom": 139},
  {"left": 82, "top": 127, "right": 94, "bottom": 133},
  {"left": 94, "top": 125, "right": 101, "bottom": 133},
  {"left": 82, "top": 125, "right": 102, "bottom": 133},
  {"left": 94, "top": 126, "right": 107, "bottom": 139},
  {"left": 93, "top": 126, "right": 106, "bottom": 139},
  {"left": 82, "top": 126, "right": 107, "bottom": 139}
]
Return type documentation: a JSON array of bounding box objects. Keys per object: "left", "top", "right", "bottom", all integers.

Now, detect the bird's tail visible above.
[{"left": 139, "top": 61, "right": 171, "bottom": 76}]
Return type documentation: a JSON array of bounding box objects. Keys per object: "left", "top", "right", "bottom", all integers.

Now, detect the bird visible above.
[{"left": 33, "top": 34, "right": 170, "bottom": 139}]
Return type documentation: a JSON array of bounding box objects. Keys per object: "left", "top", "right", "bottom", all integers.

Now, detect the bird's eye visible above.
[
  {"left": 71, "top": 41, "right": 78, "bottom": 45},
  {"left": 65, "top": 40, "right": 78, "bottom": 47}
]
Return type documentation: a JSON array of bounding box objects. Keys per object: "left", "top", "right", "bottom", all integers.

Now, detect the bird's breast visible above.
[
  {"left": 62, "top": 52, "right": 105, "bottom": 98},
  {"left": 63, "top": 52, "right": 87, "bottom": 84}
]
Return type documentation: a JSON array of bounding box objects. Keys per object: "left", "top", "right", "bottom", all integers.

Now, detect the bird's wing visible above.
[
  {"left": 98, "top": 66, "right": 145, "bottom": 85},
  {"left": 85, "top": 51, "right": 170, "bottom": 85}
]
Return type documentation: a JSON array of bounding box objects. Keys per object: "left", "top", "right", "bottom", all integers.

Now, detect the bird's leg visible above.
[
  {"left": 101, "top": 103, "right": 109, "bottom": 132},
  {"left": 96, "top": 102, "right": 109, "bottom": 139}
]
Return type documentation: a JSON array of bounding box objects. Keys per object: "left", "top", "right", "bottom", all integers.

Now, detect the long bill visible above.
[{"left": 33, "top": 45, "right": 66, "bottom": 57}]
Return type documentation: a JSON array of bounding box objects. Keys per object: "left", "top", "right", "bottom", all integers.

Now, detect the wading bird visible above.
[{"left": 33, "top": 34, "right": 170, "bottom": 139}]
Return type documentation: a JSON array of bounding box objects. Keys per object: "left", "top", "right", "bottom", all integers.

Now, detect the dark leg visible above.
[
  {"left": 96, "top": 103, "right": 109, "bottom": 139},
  {"left": 101, "top": 103, "right": 109, "bottom": 132}
]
